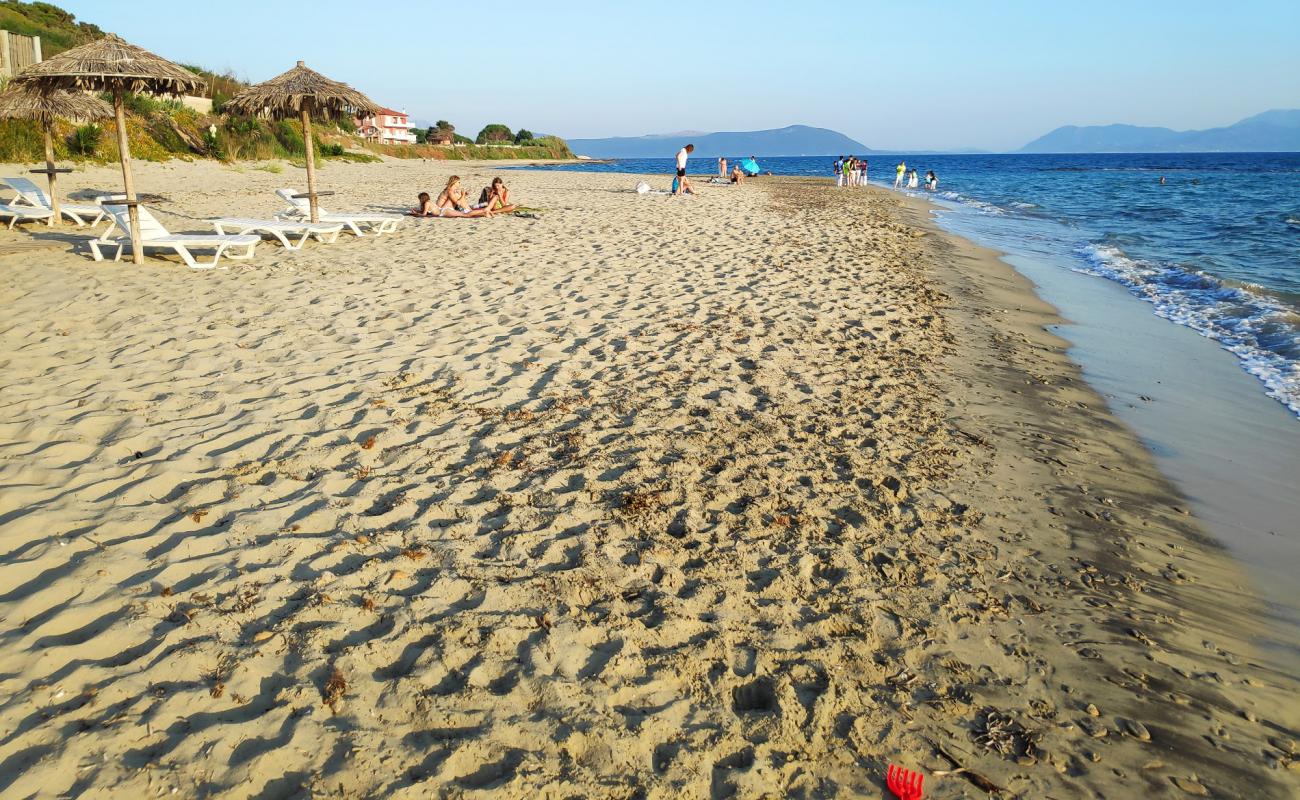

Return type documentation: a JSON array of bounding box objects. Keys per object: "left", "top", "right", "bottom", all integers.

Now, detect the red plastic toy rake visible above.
[{"left": 887, "top": 763, "right": 925, "bottom": 800}]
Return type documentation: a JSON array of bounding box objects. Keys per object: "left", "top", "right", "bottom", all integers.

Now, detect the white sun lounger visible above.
[
  {"left": 2, "top": 176, "right": 108, "bottom": 228},
  {"left": 0, "top": 202, "right": 54, "bottom": 229},
  {"left": 275, "top": 188, "right": 400, "bottom": 236},
  {"left": 90, "top": 201, "right": 259, "bottom": 269},
  {"left": 211, "top": 218, "right": 344, "bottom": 250}
]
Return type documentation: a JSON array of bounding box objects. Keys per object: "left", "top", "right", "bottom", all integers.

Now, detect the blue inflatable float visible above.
[{"left": 740, "top": 158, "right": 761, "bottom": 176}]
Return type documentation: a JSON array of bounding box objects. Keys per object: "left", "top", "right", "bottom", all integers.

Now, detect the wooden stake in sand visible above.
[
  {"left": 11, "top": 34, "right": 205, "bottom": 263},
  {"left": 226, "top": 61, "right": 381, "bottom": 224}
]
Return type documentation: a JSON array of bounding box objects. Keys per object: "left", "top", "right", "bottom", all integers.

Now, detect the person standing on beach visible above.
[
  {"left": 834, "top": 156, "right": 844, "bottom": 187},
  {"left": 674, "top": 143, "right": 694, "bottom": 196},
  {"left": 895, "top": 160, "right": 907, "bottom": 189},
  {"left": 719, "top": 157, "right": 727, "bottom": 177}
]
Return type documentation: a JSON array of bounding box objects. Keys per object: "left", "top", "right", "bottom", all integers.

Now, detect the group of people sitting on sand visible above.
[{"left": 411, "top": 175, "right": 517, "bottom": 218}]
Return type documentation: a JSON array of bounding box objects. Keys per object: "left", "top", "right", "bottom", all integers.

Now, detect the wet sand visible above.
[{"left": 0, "top": 160, "right": 1296, "bottom": 797}]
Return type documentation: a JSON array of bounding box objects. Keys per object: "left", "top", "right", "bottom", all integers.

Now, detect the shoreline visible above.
[{"left": 0, "top": 162, "right": 1295, "bottom": 797}]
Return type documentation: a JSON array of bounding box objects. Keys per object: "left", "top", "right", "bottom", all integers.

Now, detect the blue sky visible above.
[{"left": 53, "top": 0, "right": 1300, "bottom": 151}]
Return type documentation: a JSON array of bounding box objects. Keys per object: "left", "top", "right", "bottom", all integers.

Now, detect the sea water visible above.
[{"left": 522, "top": 153, "right": 1300, "bottom": 417}]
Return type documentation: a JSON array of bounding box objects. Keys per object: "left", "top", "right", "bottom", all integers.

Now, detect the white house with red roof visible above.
[{"left": 355, "top": 107, "right": 417, "bottom": 145}]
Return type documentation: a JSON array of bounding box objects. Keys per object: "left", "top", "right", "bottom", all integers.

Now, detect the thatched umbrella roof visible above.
[
  {"left": 226, "top": 61, "right": 381, "bottom": 223},
  {"left": 0, "top": 84, "right": 112, "bottom": 125},
  {"left": 11, "top": 33, "right": 204, "bottom": 95},
  {"left": 11, "top": 34, "right": 203, "bottom": 262},
  {"left": 224, "top": 61, "right": 381, "bottom": 118}
]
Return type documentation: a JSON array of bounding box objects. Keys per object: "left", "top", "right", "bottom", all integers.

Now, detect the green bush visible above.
[
  {"left": 0, "top": 118, "right": 46, "bottom": 161},
  {"left": 225, "top": 115, "right": 260, "bottom": 136},
  {"left": 68, "top": 123, "right": 103, "bottom": 156},
  {"left": 274, "top": 119, "right": 305, "bottom": 154},
  {"left": 319, "top": 142, "right": 345, "bottom": 157}
]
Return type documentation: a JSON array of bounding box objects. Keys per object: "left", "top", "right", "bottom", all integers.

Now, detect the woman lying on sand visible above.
[
  {"left": 476, "top": 177, "right": 517, "bottom": 214},
  {"left": 410, "top": 176, "right": 492, "bottom": 217}
]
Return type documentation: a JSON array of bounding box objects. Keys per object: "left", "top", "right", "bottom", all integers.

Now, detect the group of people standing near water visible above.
[
  {"left": 669, "top": 143, "right": 939, "bottom": 196},
  {"left": 835, "top": 156, "right": 869, "bottom": 187},
  {"left": 831, "top": 157, "right": 938, "bottom": 192},
  {"left": 892, "top": 159, "right": 938, "bottom": 192}
]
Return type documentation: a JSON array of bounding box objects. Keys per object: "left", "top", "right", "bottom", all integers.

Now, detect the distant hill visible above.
[
  {"left": 567, "top": 125, "right": 870, "bottom": 158},
  {"left": 1020, "top": 109, "right": 1300, "bottom": 153}
]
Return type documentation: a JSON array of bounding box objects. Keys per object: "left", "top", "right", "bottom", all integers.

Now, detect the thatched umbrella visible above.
[
  {"left": 0, "top": 84, "right": 112, "bottom": 226},
  {"left": 225, "top": 61, "right": 381, "bottom": 222},
  {"left": 13, "top": 34, "right": 204, "bottom": 263}
]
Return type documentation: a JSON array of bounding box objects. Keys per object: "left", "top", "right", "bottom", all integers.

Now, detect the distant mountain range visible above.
[
  {"left": 1019, "top": 109, "right": 1300, "bottom": 153},
  {"left": 567, "top": 125, "right": 870, "bottom": 158}
]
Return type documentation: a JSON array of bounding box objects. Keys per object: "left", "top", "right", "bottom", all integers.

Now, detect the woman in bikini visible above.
[
  {"left": 431, "top": 176, "right": 491, "bottom": 217},
  {"left": 477, "top": 177, "right": 517, "bottom": 214}
]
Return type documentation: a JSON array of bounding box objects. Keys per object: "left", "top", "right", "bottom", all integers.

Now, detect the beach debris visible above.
[
  {"left": 360, "top": 435, "right": 376, "bottom": 450},
  {"left": 618, "top": 488, "right": 663, "bottom": 517},
  {"left": 401, "top": 547, "right": 428, "bottom": 561},
  {"left": 886, "top": 763, "right": 925, "bottom": 799},
  {"left": 158, "top": 586, "right": 174, "bottom": 598},
  {"left": 189, "top": 509, "right": 209, "bottom": 523},
  {"left": 1080, "top": 717, "right": 1109, "bottom": 739},
  {"left": 322, "top": 666, "right": 347, "bottom": 713},
  {"left": 385, "top": 569, "right": 409, "bottom": 585},
  {"left": 1170, "top": 776, "right": 1209, "bottom": 795},
  {"left": 1120, "top": 717, "right": 1152, "bottom": 741},
  {"left": 926, "top": 737, "right": 1004, "bottom": 794},
  {"left": 974, "top": 708, "right": 1040, "bottom": 759},
  {"left": 251, "top": 630, "right": 273, "bottom": 643}
]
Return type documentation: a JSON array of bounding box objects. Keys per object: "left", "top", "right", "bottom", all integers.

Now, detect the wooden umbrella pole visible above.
[
  {"left": 42, "top": 124, "right": 59, "bottom": 227},
  {"left": 300, "top": 105, "right": 318, "bottom": 223},
  {"left": 113, "top": 91, "right": 143, "bottom": 265}
]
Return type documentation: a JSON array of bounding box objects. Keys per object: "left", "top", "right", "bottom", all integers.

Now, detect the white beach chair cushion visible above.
[
  {"left": 91, "top": 202, "right": 258, "bottom": 269},
  {"left": 2, "top": 176, "right": 108, "bottom": 227},
  {"left": 0, "top": 202, "right": 54, "bottom": 228},
  {"left": 274, "top": 188, "right": 401, "bottom": 236},
  {"left": 211, "top": 218, "right": 344, "bottom": 250}
]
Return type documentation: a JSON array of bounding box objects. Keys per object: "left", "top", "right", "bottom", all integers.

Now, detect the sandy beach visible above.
[{"left": 1, "top": 159, "right": 1297, "bottom": 798}]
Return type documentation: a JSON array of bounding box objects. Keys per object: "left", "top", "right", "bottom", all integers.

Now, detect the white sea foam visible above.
[
  {"left": 936, "top": 190, "right": 1006, "bottom": 216},
  {"left": 1076, "top": 243, "right": 1300, "bottom": 416}
]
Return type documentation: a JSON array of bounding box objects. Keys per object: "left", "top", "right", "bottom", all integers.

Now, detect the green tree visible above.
[
  {"left": 413, "top": 127, "right": 427, "bottom": 144},
  {"left": 475, "top": 123, "right": 513, "bottom": 144},
  {"left": 514, "top": 128, "right": 534, "bottom": 144}
]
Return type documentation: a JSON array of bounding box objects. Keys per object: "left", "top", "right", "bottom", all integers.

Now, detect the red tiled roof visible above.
[{"left": 377, "top": 107, "right": 405, "bottom": 117}]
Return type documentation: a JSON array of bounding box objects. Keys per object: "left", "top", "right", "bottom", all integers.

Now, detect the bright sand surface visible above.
[{"left": 1, "top": 159, "right": 1297, "bottom": 798}]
